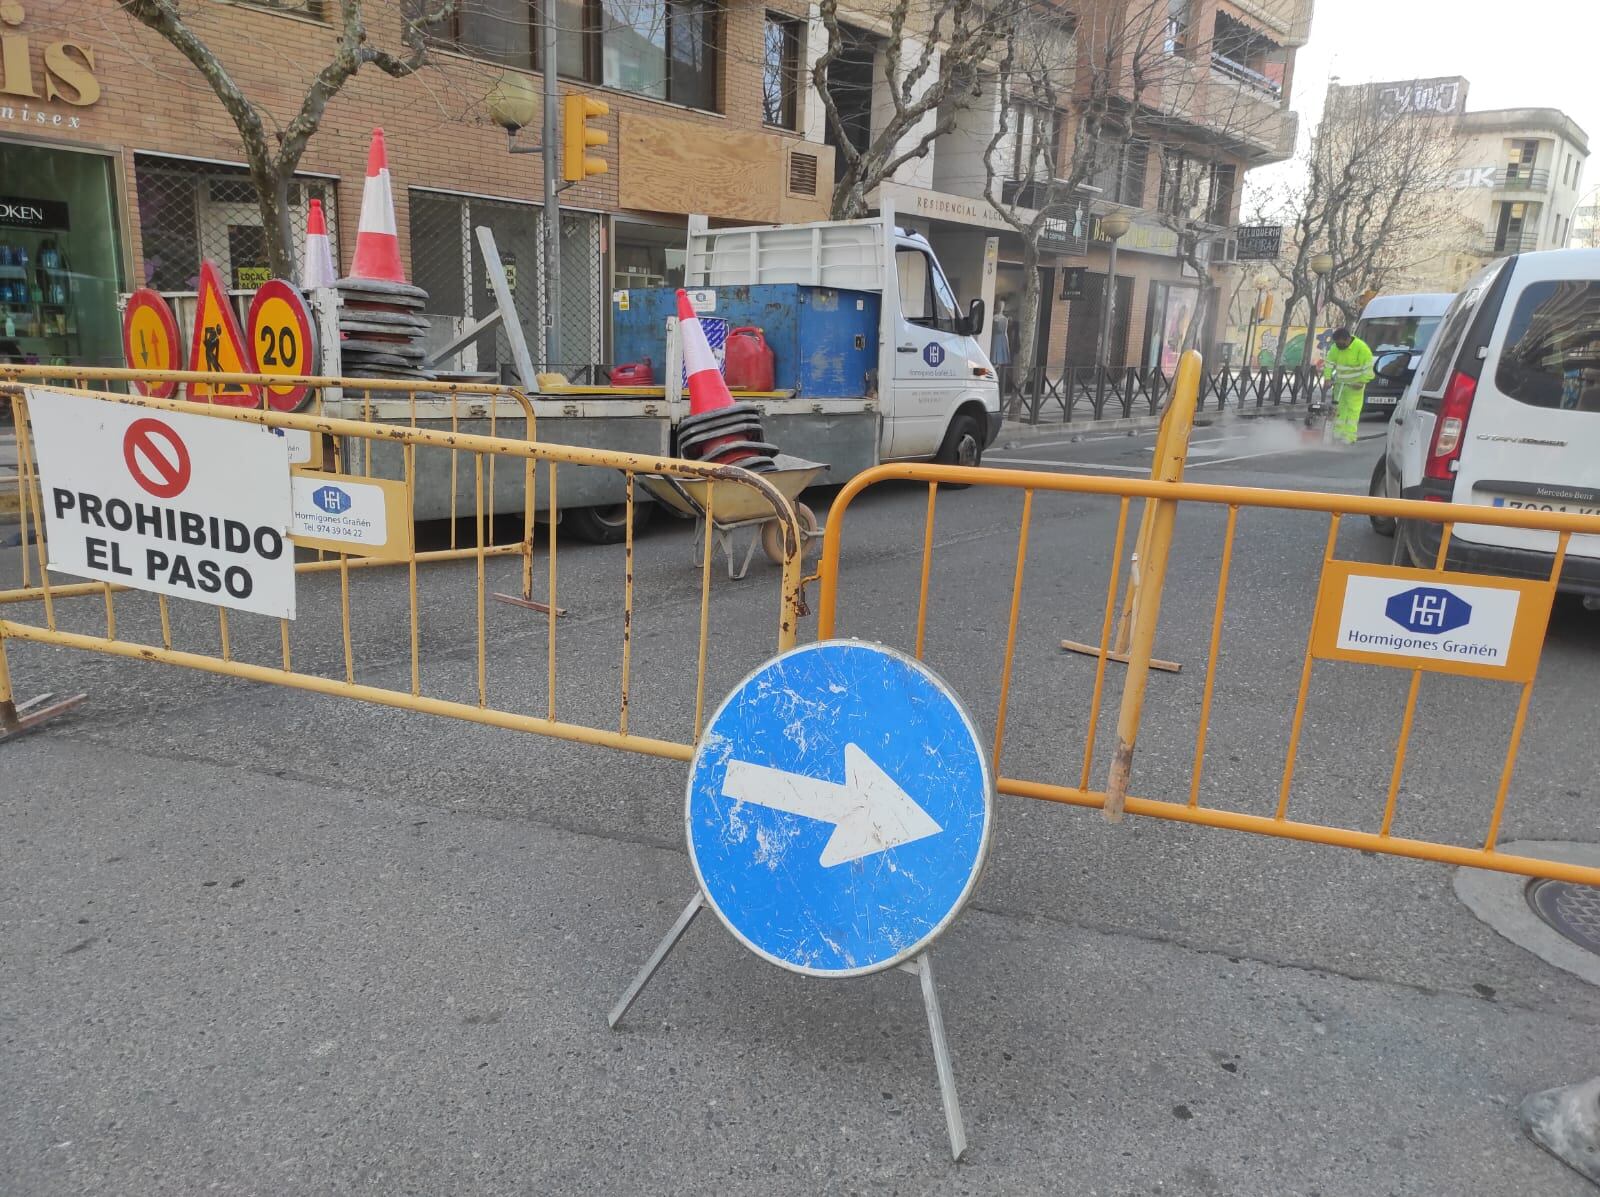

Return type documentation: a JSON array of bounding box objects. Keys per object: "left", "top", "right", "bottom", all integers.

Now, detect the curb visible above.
[
  {"left": 999, "top": 401, "right": 1306, "bottom": 445},
  {"left": 1522, "top": 1076, "right": 1600, "bottom": 1184}
]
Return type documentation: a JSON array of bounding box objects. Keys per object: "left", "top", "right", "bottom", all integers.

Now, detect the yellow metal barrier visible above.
[
  {"left": 1059, "top": 350, "right": 1201, "bottom": 674},
  {"left": 815, "top": 452, "right": 1600, "bottom": 888},
  {"left": 0, "top": 383, "right": 805, "bottom": 750},
  {"left": 1, "top": 366, "right": 540, "bottom": 608}
]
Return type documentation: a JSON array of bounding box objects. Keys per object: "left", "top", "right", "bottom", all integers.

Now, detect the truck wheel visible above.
[
  {"left": 1368, "top": 459, "right": 1396, "bottom": 537},
  {"left": 563, "top": 501, "right": 654, "bottom": 545},
  {"left": 936, "top": 412, "right": 985, "bottom": 470}
]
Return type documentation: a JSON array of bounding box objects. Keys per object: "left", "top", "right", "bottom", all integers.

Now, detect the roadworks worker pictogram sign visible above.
[
  {"left": 25, "top": 388, "right": 296, "bottom": 619},
  {"left": 186, "top": 260, "right": 263, "bottom": 408}
]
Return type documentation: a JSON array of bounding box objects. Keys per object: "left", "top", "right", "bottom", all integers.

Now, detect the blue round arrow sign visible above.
[{"left": 686, "top": 640, "right": 993, "bottom": 977}]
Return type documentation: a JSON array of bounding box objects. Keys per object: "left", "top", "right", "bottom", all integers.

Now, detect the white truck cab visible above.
[{"left": 686, "top": 204, "right": 1001, "bottom": 467}]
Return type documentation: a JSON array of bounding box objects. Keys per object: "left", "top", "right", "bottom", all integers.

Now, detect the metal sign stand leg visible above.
[
  {"left": 609, "top": 898, "right": 969, "bottom": 1161},
  {"left": 608, "top": 892, "right": 704, "bottom": 1029},
  {"left": 899, "top": 952, "right": 968, "bottom": 1161}
]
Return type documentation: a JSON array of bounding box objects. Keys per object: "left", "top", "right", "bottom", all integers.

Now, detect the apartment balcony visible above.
[
  {"left": 1476, "top": 231, "right": 1541, "bottom": 256},
  {"left": 1491, "top": 167, "right": 1551, "bottom": 194},
  {"left": 1204, "top": 66, "right": 1293, "bottom": 161},
  {"left": 1226, "top": 0, "right": 1315, "bottom": 47}
]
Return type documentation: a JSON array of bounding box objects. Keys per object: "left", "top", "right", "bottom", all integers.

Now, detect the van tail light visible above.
[{"left": 1424, "top": 370, "right": 1477, "bottom": 485}]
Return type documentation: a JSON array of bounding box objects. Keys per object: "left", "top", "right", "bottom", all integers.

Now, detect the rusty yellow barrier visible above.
[
  {"left": 1, "top": 366, "right": 544, "bottom": 608},
  {"left": 0, "top": 382, "right": 805, "bottom": 750},
  {"left": 1059, "top": 350, "right": 1201, "bottom": 674},
  {"left": 814, "top": 453, "right": 1600, "bottom": 889}
]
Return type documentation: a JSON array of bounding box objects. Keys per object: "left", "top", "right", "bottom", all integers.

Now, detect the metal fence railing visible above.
[{"left": 1011, "top": 362, "right": 1324, "bottom": 424}]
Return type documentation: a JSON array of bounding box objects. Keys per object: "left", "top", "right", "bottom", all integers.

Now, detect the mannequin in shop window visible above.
[{"left": 990, "top": 300, "right": 1012, "bottom": 404}]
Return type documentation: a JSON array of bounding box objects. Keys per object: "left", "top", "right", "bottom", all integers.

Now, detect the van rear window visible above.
[
  {"left": 1355, "top": 316, "right": 1440, "bottom": 354},
  {"left": 1495, "top": 280, "right": 1600, "bottom": 411}
]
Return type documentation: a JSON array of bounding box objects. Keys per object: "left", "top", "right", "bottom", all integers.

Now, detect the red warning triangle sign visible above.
[{"left": 186, "top": 260, "right": 263, "bottom": 407}]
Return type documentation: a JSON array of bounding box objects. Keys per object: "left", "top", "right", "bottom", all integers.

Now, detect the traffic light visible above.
[{"left": 563, "top": 92, "right": 609, "bottom": 182}]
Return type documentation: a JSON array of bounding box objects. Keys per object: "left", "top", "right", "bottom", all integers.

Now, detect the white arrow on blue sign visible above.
[{"left": 686, "top": 640, "right": 994, "bottom": 978}]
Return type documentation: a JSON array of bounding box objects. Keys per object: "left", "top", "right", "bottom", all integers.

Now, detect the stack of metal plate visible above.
[
  {"left": 335, "top": 278, "right": 436, "bottom": 381},
  {"left": 675, "top": 402, "right": 779, "bottom": 473}
]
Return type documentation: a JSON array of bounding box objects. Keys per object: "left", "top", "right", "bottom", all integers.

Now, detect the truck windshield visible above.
[
  {"left": 1354, "top": 315, "right": 1441, "bottom": 353},
  {"left": 897, "top": 248, "right": 959, "bottom": 333}
]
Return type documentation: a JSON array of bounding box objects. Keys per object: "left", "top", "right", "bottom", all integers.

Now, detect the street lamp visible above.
[
  {"left": 1095, "top": 211, "right": 1134, "bottom": 394},
  {"left": 487, "top": 60, "right": 562, "bottom": 366},
  {"left": 485, "top": 73, "right": 538, "bottom": 136},
  {"left": 1305, "top": 252, "right": 1334, "bottom": 399}
]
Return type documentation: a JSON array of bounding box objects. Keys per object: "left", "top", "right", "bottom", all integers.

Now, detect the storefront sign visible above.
[
  {"left": 0, "top": 194, "right": 68, "bottom": 230},
  {"left": 1039, "top": 215, "right": 1087, "bottom": 257},
  {"left": 1091, "top": 214, "right": 1180, "bottom": 257},
  {"left": 1235, "top": 225, "right": 1282, "bottom": 261},
  {"left": 1, "top": 4, "right": 103, "bottom": 131},
  {"left": 879, "top": 182, "right": 1015, "bottom": 234}
]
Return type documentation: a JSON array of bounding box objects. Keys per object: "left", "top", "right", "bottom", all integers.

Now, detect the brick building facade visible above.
[{"left": 1, "top": 0, "right": 823, "bottom": 373}]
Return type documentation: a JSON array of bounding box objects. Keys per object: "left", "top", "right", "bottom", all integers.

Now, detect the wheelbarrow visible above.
[{"left": 639, "top": 455, "right": 826, "bottom": 579}]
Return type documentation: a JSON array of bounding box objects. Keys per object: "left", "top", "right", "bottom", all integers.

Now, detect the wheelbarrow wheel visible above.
[{"left": 761, "top": 502, "right": 819, "bottom": 565}]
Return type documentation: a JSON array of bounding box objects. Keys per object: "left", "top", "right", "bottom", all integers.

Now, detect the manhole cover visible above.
[{"left": 1527, "top": 879, "right": 1600, "bottom": 956}]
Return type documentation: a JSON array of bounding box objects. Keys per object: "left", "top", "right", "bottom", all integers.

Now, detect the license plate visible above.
[{"left": 1488, "top": 495, "right": 1600, "bottom": 516}]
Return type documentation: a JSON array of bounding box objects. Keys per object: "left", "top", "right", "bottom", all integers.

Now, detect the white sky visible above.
[{"left": 1250, "top": 0, "right": 1598, "bottom": 205}]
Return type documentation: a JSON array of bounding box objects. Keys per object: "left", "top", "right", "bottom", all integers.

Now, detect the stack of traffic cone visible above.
[
  {"left": 673, "top": 290, "right": 778, "bottom": 472},
  {"left": 301, "top": 198, "right": 338, "bottom": 290},
  {"left": 335, "top": 128, "right": 434, "bottom": 381}
]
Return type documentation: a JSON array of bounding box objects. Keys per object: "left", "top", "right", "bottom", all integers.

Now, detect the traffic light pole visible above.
[{"left": 541, "top": 0, "right": 562, "bottom": 368}]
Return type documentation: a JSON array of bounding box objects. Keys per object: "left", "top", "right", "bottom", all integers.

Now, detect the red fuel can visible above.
[{"left": 724, "top": 327, "right": 775, "bottom": 392}]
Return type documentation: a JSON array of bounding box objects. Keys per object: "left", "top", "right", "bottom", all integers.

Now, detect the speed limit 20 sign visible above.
[{"left": 246, "top": 280, "right": 318, "bottom": 411}]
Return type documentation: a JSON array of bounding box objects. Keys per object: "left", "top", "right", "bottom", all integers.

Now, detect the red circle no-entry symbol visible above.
[{"left": 122, "top": 418, "right": 192, "bottom": 499}]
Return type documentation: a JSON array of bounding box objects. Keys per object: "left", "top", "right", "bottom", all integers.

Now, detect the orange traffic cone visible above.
[
  {"left": 302, "top": 198, "right": 337, "bottom": 289},
  {"left": 349, "top": 129, "right": 404, "bottom": 283},
  {"left": 678, "top": 289, "right": 732, "bottom": 415}
]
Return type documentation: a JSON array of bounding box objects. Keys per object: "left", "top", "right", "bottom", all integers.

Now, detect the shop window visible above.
[
  {"left": 0, "top": 143, "right": 126, "bottom": 369},
  {"left": 763, "top": 12, "right": 803, "bottom": 129},
  {"left": 133, "top": 155, "right": 338, "bottom": 294},
  {"left": 407, "top": 189, "right": 603, "bottom": 378}
]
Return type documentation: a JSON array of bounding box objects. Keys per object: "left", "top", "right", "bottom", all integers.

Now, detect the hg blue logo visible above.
[
  {"left": 312, "top": 485, "right": 352, "bottom": 515},
  {"left": 1385, "top": 586, "right": 1471, "bottom": 635},
  {"left": 922, "top": 342, "right": 945, "bottom": 368}
]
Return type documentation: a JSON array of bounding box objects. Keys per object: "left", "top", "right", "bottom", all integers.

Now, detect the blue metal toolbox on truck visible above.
[{"left": 611, "top": 284, "right": 881, "bottom": 400}]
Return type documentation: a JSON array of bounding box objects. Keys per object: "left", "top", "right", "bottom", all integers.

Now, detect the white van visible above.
[
  {"left": 1353, "top": 292, "right": 1454, "bottom": 417},
  {"left": 1375, "top": 248, "right": 1600, "bottom": 593}
]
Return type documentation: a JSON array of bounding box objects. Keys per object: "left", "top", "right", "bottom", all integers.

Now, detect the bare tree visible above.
[
  {"left": 115, "top": 0, "right": 457, "bottom": 279},
  {"left": 812, "top": 0, "right": 1020, "bottom": 219},
  {"left": 1258, "top": 83, "right": 1464, "bottom": 367}
]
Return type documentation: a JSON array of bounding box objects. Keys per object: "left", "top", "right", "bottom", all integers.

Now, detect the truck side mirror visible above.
[{"left": 961, "top": 297, "right": 986, "bottom": 338}]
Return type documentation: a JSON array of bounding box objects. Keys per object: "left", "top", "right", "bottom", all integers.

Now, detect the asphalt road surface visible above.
[{"left": 4, "top": 409, "right": 1598, "bottom": 1195}]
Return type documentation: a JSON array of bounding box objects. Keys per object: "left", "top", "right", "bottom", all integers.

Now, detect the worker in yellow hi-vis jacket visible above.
[{"left": 1321, "top": 326, "right": 1375, "bottom": 445}]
